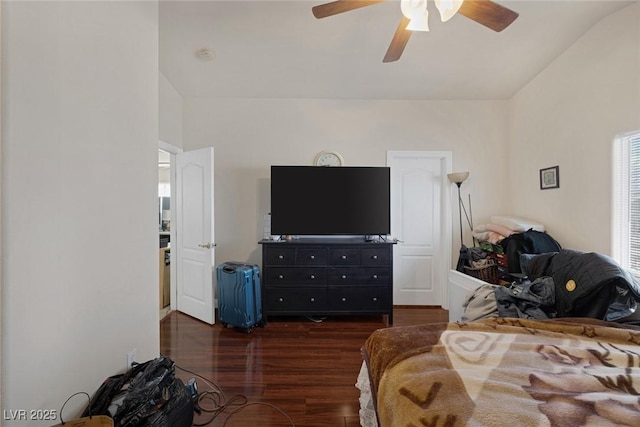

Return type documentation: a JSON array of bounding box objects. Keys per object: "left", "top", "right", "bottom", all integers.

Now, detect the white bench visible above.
[{"left": 447, "top": 269, "right": 488, "bottom": 322}]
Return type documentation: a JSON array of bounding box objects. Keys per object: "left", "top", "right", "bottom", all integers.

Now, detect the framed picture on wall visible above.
[{"left": 540, "top": 166, "right": 559, "bottom": 190}]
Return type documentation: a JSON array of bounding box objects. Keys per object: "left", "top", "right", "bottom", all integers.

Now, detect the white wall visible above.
[
  {"left": 0, "top": 0, "right": 3, "bottom": 414},
  {"left": 1, "top": 1, "right": 159, "bottom": 424},
  {"left": 183, "top": 98, "right": 510, "bottom": 266},
  {"left": 508, "top": 2, "right": 640, "bottom": 254},
  {"left": 160, "top": 72, "right": 183, "bottom": 149}
]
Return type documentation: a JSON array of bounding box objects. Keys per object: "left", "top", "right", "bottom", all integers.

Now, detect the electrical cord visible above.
[
  {"left": 222, "top": 402, "right": 295, "bottom": 427},
  {"left": 191, "top": 393, "right": 246, "bottom": 426},
  {"left": 175, "top": 363, "right": 295, "bottom": 426}
]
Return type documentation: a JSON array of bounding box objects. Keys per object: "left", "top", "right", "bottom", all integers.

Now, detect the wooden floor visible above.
[{"left": 160, "top": 308, "right": 449, "bottom": 427}]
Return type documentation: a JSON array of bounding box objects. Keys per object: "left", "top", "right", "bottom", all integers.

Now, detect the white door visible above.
[
  {"left": 387, "top": 151, "right": 452, "bottom": 306},
  {"left": 175, "top": 147, "right": 216, "bottom": 324}
]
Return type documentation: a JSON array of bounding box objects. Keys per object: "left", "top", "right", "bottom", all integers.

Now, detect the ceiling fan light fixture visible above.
[
  {"left": 401, "top": 0, "right": 430, "bottom": 32},
  {"left": 435, "top": 0, "right": 464, "bottom": 22}
]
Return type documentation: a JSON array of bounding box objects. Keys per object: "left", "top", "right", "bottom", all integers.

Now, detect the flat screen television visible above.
[{"left": 270, "top": 165, "right": 390, "bottom": 236}]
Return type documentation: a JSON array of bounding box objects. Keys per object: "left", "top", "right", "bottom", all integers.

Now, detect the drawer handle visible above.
[
  {"left": 341, "top": 275, "right": 347, "bottom": 279},
  {"left": 310, "top": 275, "right": 316, "bottom": 280},
  {"left": 341, "top": 255, "right": 347, "bottom": 260},
  {"left": 278, "top": 255, "right": 284, "bottom": 259},
  {"left": 278, "top": 297, "right": 284, "bottom": 302},
  {"left": 372, "top": 274, "right": 378, "bottom": 279},
  {"left": 278, "top": 274, "right": 284, "bottom": 279},
  {"left": 341, "top": 297, "right": 347, "bottom": 302},
  {"left": 309, "top": 255, "right": 315, "bottom": 260},
  {"left": 372, "top": 255, "right": 378, "bottom": 260},
  {"left": 310, "top": 297, "right": 315, "bottom": 302}
]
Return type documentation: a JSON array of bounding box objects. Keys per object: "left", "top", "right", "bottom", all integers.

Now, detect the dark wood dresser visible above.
[{"left": 259, "top": 238, "right": 394, "bottom": 324}]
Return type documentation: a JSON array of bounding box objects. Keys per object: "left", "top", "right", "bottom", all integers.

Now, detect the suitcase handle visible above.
[
  {"left": 221, "top": 262, "right": 259, "bottom": 275},
  {"left": 221, "top": 261, "right": 246, "bottom": 273},
  {"left": 222, "top": 261, "right": 260, "bottom": 276}
]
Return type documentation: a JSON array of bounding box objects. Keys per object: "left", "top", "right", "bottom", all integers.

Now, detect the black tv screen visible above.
[{"left": 270, "top": 166, "right": 390, "bottom": 236}]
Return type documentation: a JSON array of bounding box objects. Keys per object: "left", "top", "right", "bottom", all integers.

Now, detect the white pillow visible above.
[{"left": 490, "top": 215, "right": 545, "bottom": 232}]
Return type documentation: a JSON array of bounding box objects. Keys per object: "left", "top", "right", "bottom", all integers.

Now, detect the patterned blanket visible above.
[{"left": 362, "top": 318, "right": 640, "bottom": 427}]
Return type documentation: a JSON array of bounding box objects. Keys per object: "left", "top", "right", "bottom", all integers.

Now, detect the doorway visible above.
[
  {"left": 158, "top": 148, "right": 172, "bottom": 319},
  {"left": 387, "top": 151, "right": 452, "bottom": 307},
  {"left": 158, "top": 142, "right": 217, "bottom": 324},
  {"left": 158, "top": 141, "right": 182, "bottom": 320}
]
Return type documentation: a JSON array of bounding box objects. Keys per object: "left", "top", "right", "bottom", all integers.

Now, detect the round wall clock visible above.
[{"left": 314, "top": 150, "right": 344, "bottom": 167}]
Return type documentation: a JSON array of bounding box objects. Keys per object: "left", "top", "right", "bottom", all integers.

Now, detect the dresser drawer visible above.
[
  {"left": 264, "top": 247, "right": 296, "bottom": 265},
  {"left": 295, "top": 247, "right": 327, "bottom": 266},
  {"left": 328, "top": 247, "right": 361, "bottom": 265},
  {"left": 361, "top": 247, "right": 391, "bottom": 266},
  {"left": 327, "top": 287, "right": 390, "bottom": 311},
  {"left": 266, "top": 288, "right": 328, "bottom": 312},
  {"left": 266, "top": 267, "right": 326, "bottom": 286},
  {"left": 327, "top": 267, "right": 391, "bottom": 285}
]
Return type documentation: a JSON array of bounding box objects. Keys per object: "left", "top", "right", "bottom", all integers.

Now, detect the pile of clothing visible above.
[
  {"left": 472, "top": 215, "right": 546, "bottom": 245},
  {"left": 460, "top": 215, "right": 562, "bottom": 281},
  {"left": 462, "top": 249, "right": 640, "bottom": 325}
]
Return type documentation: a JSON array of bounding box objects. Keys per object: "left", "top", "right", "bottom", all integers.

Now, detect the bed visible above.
[{"left": 358, "top": 317, "right": 640, "bottom": 427}]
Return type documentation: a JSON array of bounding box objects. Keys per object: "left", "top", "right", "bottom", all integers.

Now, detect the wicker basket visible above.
[{"left": 464, "top": 263, "right": 499, "bottom": 284}]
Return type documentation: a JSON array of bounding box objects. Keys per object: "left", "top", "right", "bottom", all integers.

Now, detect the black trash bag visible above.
[{"left": 83, "top": 356, "right": 194, "bottom": 427}]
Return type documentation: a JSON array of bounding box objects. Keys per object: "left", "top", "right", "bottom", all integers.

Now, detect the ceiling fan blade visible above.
[
  {"left": 458, "top": 0, "right": 519, "bottom": 32},
  {"left": 312, "top": 0, "right": 386, "bottom": 19},
  {"left": 383, "top": 17, "right": 412, "bottom": 63}
]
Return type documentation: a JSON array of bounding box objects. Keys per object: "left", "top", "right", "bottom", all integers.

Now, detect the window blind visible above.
[
  {"left": 630, "top": 133, "right": 640, "bottom": 271},
  {"left": 613, "top": 131, "right": 640, "bottom": 275}
]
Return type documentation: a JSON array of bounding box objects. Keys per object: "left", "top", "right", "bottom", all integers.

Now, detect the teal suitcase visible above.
[{"left": 216, "top": 262, "right": 264, "bottom": 333}]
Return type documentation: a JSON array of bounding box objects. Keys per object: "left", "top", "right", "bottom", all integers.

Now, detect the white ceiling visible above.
[{"left": 159, "top": 0, "right": 635, "bottom": 100}]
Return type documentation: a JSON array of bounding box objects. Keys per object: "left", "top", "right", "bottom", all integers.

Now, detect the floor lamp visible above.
[{"left": 447, "top": 172, "right": 473, "bottom": 248}]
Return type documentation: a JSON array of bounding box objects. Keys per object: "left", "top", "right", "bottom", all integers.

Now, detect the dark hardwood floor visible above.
[{"left": 160, "top": 308, "right": 448, "bottom": 427}]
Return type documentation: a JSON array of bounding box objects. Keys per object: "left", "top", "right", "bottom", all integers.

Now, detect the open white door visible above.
[
  {"left": 387, "top": 151, "right": 451, "bottom": 307},
  {"left": 175, "top": 147, "right": 215, "bottom": 324}
]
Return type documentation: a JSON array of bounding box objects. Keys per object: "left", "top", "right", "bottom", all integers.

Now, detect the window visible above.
[{"left": 613, "top": 130, "right": 640, "bottom": 275}]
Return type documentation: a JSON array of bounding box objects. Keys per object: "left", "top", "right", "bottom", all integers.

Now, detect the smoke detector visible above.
[{"left": 195, "top": 48, "right": 215, "bottom": 62}]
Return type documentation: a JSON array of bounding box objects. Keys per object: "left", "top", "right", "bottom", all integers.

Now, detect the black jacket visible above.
[
  {"left": 527, "top": 249, "right": 640, "bottom": 321},
  {"left": 500, "top": 229, "right": 562, "bottom": 273}
]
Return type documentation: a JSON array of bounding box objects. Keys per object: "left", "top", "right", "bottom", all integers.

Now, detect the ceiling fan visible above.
[{"left": 312, "top": 0, "right": 519, "bottom": 63}]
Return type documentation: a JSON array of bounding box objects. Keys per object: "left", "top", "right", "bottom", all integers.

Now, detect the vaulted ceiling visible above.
[{"left": 159, "top": 0, "right": 635, "bottom": 100}]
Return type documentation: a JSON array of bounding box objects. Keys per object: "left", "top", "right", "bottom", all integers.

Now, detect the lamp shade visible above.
[
  {"left": 435, "top": 0, "right": 463, "bottom": 22},
  {"left": 447, "top": 171, "right": 469, "bottom": 184},
  {"left": 401, "top": 0, "right": 430, "bottom": 31}
]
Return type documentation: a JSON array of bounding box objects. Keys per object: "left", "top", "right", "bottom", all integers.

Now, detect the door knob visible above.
[{"left": 198, "top": 242, "right": 215, "bottom": 249}]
